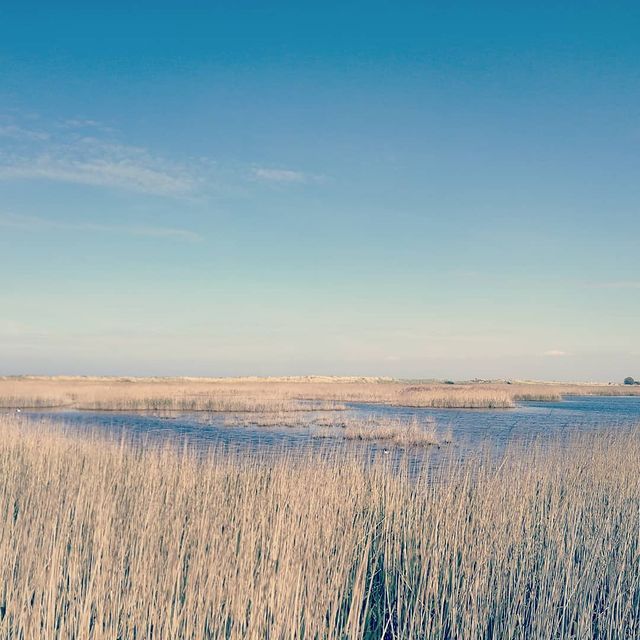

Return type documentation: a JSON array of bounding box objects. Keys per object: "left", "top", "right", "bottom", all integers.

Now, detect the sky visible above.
[{"left": 0, "top": 1, "right": 639, "bottom": 381}]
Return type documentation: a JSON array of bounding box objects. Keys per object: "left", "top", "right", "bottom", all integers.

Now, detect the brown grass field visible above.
[
  {"left": 0, "top": 375, "right": 638, "bottom": 412},
  {"left": 1, "top": 413, "right": 639, "bottom": 638}
]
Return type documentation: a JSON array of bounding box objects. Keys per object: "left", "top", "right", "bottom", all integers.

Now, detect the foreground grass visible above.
[
  {"left": 1, "top": 376, "right": 638, "bottom": 411},
  {"left": 1, "top": 416, "right": 639, "bottom": 639}
]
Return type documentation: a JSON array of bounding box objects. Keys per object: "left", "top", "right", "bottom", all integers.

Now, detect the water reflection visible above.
[{"left": 12, "top": 395, "right": 640, "bottom": 471}]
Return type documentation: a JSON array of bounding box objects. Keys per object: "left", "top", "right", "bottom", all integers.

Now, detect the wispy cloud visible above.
[
  {"left": 0, "top": 115, "right": 203, "bottom": 197},
  {"left": 0, "top": 212, "right": 201, "bottom": 242},
  {"left": 543, "top": 350, "right": 568, "bottom": 357},
  {"left": 0, "top": 112, "right": 328, "bottom": 198},
  {"left": 0, "top": 320, "right": 47, "bottom": 338},
  {"left": 587, "top": 281, "right": 640, "bottom": 290},
  {"left": 252, "top": 167, "right": 322, "bottom": 184},
  {"left": 0, "top": 124, "right": 50, "bottom": 141},
  {"left": 60, "top": 118, "right": 115, "bottom": 132}
]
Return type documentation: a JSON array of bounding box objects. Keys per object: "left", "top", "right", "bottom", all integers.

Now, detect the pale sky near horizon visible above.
[{"left": 1, "top": 2, "right": 639, "bottom": 381}]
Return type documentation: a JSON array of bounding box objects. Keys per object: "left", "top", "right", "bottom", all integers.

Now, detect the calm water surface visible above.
[{"left": 14, "top": 395, "right": 640, "bottom": 466}]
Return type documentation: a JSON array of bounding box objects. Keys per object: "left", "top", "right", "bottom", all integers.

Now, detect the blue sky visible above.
[{"left": 1, "top": 2, "right": 638, "bottom": 380}]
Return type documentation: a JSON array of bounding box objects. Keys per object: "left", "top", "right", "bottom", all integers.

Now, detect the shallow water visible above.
[
  {"left": 11, "top": 395, "right": 640, "bottom": 468},
  {"left": 352, "top": 395, "right": 640, "bottom": 446}
]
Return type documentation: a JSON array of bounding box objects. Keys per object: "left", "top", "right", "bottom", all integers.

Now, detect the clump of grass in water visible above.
[
  {"left": 313, "top": 415, "right": 444, "bottom": 446},
  {"left": 223, "top": 411, "right": 319, "bottom": 428},
  {"left": 223, "top": 413, "right": 448, "bottom": 447}
]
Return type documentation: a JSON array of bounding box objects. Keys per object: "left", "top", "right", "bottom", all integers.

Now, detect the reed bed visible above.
[
  {"left": 222, "top": 410, "right": 319, "bottom": 428},
  {"left": 223, "top": 412, "right": 446, "bottom": 447},
  {"left": 313, "top": 415, "right": 448, "bottom": 446},
  {"left": 2, "top": 376, "right": 637, "bottom": 412},
  {"left": 1, "top": 414, "right": 639, "bottom": 639},
  {"left": 342, "top": 417, "right": 440, "bottom": 445},
  {"left": 221, "top": 412, "right": 447, "bottom": 446},
  {"left": 0, "top": 378, "right": 347, "bottom": 412}
]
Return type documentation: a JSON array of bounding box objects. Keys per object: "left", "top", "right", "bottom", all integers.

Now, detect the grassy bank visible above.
[
  {"left": 1, "top": 415, "right": 638, "bottom": 638},
  {"left": 1, "top": 376, "right": 638, "bottom": 411}
]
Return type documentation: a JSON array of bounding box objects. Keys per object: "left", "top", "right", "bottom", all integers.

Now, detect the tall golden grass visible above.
[
  {"left": 340, "top": 416, "right": 440, "bottom": 445},
  {"left": 1, "top": 414, "right": 638, "bottom": 638},
  {"left": 1, "top": 376, "right": 638, "bottom": 411},
  {"left": 223, "top": 412, "right": 446, "bottom": 446},
  {"left": 312, "top": 415, "right": 446, "bottom": 446}
]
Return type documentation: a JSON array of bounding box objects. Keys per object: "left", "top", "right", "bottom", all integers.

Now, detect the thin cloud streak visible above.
[
  {"left": 586, "top": 281, "right": 640, "bottom": 290},
  {"left": 1, "top": 112, "right": 328, "bottom": 197},
  {"left": 0, "top": 212, "right": 201, "bottom": 242},
  {"left": 0, "top": 116, "right": 201, "bottom": 196},
  {"left": 0, "top": 156, "right": 195, "bottom": 196},
  {"left": 0, "top": 124, "right": 50, "bottom": 141},
  {"left": 252, "top": 167, "right": 321, "bottom": 184}
]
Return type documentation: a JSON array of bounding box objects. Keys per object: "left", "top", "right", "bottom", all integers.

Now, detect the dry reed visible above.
[
  {"left": 1, "top": 414, "right": 639, "bottom": 638},
  {"left": 223, "top": 412, "right": 445, "bottom": 447},
  {"left": 342, "top": 419, "right": 439, "bottom": 445},
  {"left": 314, "top": 415, "right": 444, "bottom": 446},
  {"left": 2, "top": 376, "right": 637, "bottom": 412}
]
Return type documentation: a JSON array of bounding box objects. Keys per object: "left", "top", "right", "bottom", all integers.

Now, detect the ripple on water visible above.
[{"left": 14, "top": 395, "right": 640, "bottom": 469}]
